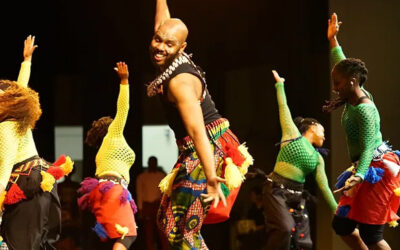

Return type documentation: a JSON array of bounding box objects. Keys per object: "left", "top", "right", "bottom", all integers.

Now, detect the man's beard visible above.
[
  {"left": 150, "top": 48, "right": 181, "bottom": 72},
  {"left": 163, "top": 52, "right": 181, "bottom": 69}
]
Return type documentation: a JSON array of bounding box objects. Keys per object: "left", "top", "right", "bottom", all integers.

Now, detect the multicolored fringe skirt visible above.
[
  {"left": 0, "top": 155, "right": 73, "bottom": 208},
  {"left": 335, "top": 143, "right": 400, "bottom": 226},
  {"left": 157, "top": 118, "right": 253, "bottom": 249},
  {"left": 77, "top": 175, "right": 138, "bottom": 241}
]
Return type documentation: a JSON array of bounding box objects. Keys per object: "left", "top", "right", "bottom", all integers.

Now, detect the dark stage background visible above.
[{"left": 0, "top": 0, "right": 399, "bottom": 249}]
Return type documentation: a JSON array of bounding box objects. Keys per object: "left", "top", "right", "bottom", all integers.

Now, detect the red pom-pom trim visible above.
[
  {"left": 4, "top": 183, "right": 27, "bottom": 205},
  {"left": 223, "top": 143, "right": 245, "bottom": 166},
  {"left": 47, "top": 166, "right": 65, "bottom": 180},
  {"left": 52, "top": 155, "right": 66, "bottom": 167}
]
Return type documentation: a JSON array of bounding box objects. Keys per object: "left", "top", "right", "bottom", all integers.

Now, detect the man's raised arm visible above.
[{"left": 155, "top": 0, "right": 171, "bottom": 32}]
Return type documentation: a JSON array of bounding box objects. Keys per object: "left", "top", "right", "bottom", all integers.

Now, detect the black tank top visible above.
[{"left": 160, "top": 58, "right": 221, "bottom": 139}]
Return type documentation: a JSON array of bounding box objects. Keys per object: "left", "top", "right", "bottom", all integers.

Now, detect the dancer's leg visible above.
[
  {"left": 359, "top": 223, "right": 389, "bottom": 250},
  {"left": 262, "top": 181, "right": 295, "bottom": 250},
  {"left": 157, "top": 164, "right": 209, "bottom": 250},
  {"left": 368, "top": 240, "right": 391, "bottom": 250},
  {"left": 113, "top": 237, "right": 137, "bottom": 250},
  {"left": 332, "top": 216, "right": 368, "bottom": 250},
  {"left": 113, "top": 242, "right": 127, "bottom": 250},
  {"left": 339, "top": 229, "right": 368, "bottom": 250}
]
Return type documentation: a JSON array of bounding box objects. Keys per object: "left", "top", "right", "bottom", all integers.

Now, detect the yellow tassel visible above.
[
  {"left": 0, "top": 191, "right": 7, "bottom": 209},
  {"left": 238, "top": 143, "right": 254, "bottom": 175},
  {"left": 394, "top": 188, "right": 400, "bottom": 197},
  {"left": 61, "top": 156, "right": 74, "bottom": 176},
  {"left": 40, "top": 171, "right": 55, "bottom": 192},
  {"left": 225, "top": 157, "right": 244, "bottom": 190},
  {"left": 115, "top": 224, "right": 129, "bottom": 239},
  {"left": 389, "top": 220, "right": 399, "bottom": 228},
  {"left": 159, "top": 167, "right": 179, "bottom": 196}
]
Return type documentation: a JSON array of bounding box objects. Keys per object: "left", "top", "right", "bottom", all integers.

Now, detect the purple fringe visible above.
[
  {"left": 130, "top": 199, "right": 138, "bottom": 214},
  {"left": 120, "top": 189, "right": 129, "bottom": 204},
  {"left": 78, "top": 177, "right": 99, "bottom": 194},
  {"left": 77, "top": 193, "right": 91, "bottom": 210},
  {"left": 99, "top": 182, "right": 114, "bottom": 194}
]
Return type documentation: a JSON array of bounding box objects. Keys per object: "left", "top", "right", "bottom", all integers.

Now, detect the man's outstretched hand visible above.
[{"left": 201, "top": 176, "right": 227, "bottom": 208}]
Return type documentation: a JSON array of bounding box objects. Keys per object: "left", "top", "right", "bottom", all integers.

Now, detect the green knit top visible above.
[
  {"left": 331, "top": 46, "right": 383, "bottom": 178},
  {"left": 273, "top": 82, "right": 337, "bottom": 212}
]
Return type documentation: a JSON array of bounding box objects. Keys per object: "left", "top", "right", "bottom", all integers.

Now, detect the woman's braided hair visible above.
[
  {"left": 294, "top": 116, "right": 320, "bottom": 134},
  {"left": 323, "top": 58, "right": 368, "bottom": 112}
]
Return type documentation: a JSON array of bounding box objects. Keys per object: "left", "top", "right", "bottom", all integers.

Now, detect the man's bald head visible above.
[
  {"left": 158, "top": 18, "right": 188, "bottom": 44},
  {"left": 150, "top": 18, "right": 189, "bottom": 70}
]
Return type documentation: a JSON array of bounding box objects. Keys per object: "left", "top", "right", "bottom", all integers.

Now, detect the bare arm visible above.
[
  {"left": 327, "top": 13, "right": 342, "bottom": 49},
  {"left": 154, "top": 0, "right": 171, "bottom": 32},
  {"left": 327, "top": 13, "right": 347, "bottom": 66},
  {"left": 168, "top": 73, "right": 226, "bottom": 207}
]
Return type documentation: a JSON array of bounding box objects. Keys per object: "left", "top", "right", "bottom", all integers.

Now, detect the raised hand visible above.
[
  {"left": 327, "top": 13, "right": 342, "bottom": 42},
  {"left": 344, "top": 175, "right": 361, "bottom": 189},
  {"left": 272, "top": 70, "right": 285, "bottom": 83},
  {"left": 114, "top": 62, "right": 129, "bottom": 85},
  {"left": 201, "top": 176, "right": 227, "bottom": 208},
  {"left": 23, "top": 35, "right": 38, "bottom": 62}
]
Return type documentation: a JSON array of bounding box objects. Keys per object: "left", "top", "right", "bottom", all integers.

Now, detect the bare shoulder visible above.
[
  {"left": 169, "top": 73, "right": 201, "bottom": 89},
  {"left": 168, "top": 73, "right": 202, "bottom": 102}
]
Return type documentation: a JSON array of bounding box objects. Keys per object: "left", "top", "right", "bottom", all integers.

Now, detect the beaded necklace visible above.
[{"left": 147, "top": 53, "right": 206, "bottom": 97}]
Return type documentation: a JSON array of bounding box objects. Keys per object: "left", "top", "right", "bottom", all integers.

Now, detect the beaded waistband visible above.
[
  {"left": 11, "top": 156, "right": 48, "bottom": 175},
  {"left": 97, "top": 175, "right": 128, "bottom": 189},
  {"left": 176, "top": 118, "right": 230, "bottom": 153},
  {"left": 267, "top": 172, "right": 304, "bottom": 193}
]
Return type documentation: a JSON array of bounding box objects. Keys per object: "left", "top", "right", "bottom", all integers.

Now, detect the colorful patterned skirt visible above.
[
  {"left": 77, "top": 176, "right": 138, "bottom": 242},
  {"left": 157, "top": 118, "right": 253, "bottom": 249},
  {"left": 335, "top": 144, "right": 400, "bottom": 226}
]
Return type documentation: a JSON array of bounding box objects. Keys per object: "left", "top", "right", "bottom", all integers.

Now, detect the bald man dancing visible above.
[{"left": 147, "top": 0, "right": 253, "bottom": 249}]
